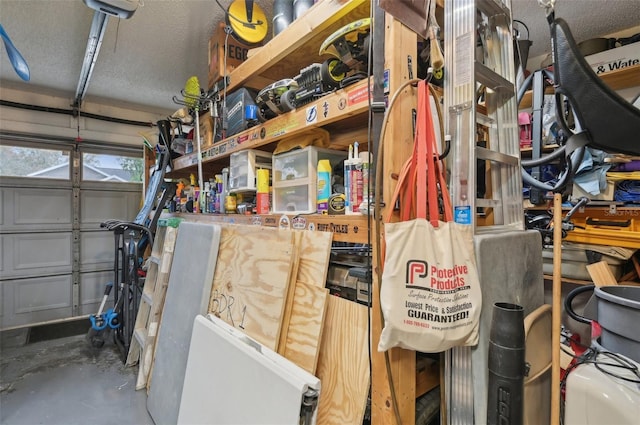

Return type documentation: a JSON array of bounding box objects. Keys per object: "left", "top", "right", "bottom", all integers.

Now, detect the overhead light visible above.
[{"left": 74, "top": 0, "right": 138, "bottom": 108}]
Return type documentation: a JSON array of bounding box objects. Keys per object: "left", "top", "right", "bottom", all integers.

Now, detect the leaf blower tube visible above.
[{"left": 487, "top": 302, "right": 525, "bottom": 425}]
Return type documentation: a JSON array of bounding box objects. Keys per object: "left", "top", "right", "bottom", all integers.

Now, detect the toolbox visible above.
[{"left": 563, "top": 206, "right": 640, "bottom": 248}]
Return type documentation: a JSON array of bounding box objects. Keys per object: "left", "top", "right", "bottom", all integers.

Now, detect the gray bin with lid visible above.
[{"left": 595, "top": 285, "right": 640, "bottom": 362}]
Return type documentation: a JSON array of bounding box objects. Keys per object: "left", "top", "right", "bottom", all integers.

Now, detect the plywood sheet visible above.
[
  {"left": 209, "top": 224, "right": 294, "bottom": 351},
  {"left": 282, "top": 281, "right": 328, "bottom": 374},
  {"left": 277, "top": 231, "right": 303, "bottom": 352},
  {"left": 296, "top": 229, "right": 333, "bottom": 287},
  {"left": 316, "top": 296, "right": 370, "bottom": 425},
  {"left": 586, "top": 261, "right": 619, "bottom": 287},
  {"left": 278, "top": 229, "right": 331, "bottom": 353}
]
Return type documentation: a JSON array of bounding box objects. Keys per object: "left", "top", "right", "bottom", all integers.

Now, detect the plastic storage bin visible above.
[
  {"left": 228, "top": 149, "right": 273, "bottom": 193},
  {"left": 271, "top": 146, "right": 346, "bottom": 214}
]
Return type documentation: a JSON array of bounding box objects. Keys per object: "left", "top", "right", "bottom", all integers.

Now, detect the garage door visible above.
[{"left": 0, "top": 135, "right": 142, "bottom": 330}]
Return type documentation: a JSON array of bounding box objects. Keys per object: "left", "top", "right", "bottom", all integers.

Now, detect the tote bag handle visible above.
[{"left": 384, "top": 80, "right": 452, "bottom": 225}]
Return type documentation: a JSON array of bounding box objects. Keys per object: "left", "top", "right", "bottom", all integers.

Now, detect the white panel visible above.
[
  {"left": 1, "top": 278, "right": 73, "bottom": 329},
  {"left": 13, "top": 188, "right": 72, "bottom": 225},
  {"left": 80, "top": 230, "right": 115, "bottom": 269},
  {"left": 0, "top": 235, "right": 3, "bottom": 273},
  {"left": 178, "top": 315, "right": 321, "bottom": 425},
  {"left": 81, "top": 190, "right": 141, "bottom": 225},
  {"left": 12, "top": 233, "right": 72, "bottom": 273},
  {"left": 13, "top": 275, "right": 72, "bottom": 313},
  {"left": 0, "top": 188, "right": 4, "bottom": 225},
  {"left": 79, "top": 271, "right": 113, "bottom": 305}
]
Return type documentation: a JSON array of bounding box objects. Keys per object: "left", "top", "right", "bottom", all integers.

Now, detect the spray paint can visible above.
[{"left": 344, "top": 144, "right": 354, "bottom": 213}]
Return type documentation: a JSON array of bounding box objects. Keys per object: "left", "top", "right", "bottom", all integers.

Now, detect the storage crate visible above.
[
  {"left": 228, "top": 149, "right": 272, "bottom": 193},
  {"left": 272, "top": 146, "right": 346, "bottom": 214}
]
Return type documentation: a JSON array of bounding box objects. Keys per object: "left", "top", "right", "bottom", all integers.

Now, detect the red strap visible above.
[
  {"left": 384, "top": 81, "right": 452, "bottom": 224},
  {"left": 415, "top": 82, "right": 428, "bottom": 220}
]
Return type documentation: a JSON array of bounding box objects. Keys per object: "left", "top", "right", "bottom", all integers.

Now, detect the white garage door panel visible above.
[
  {"left": 1, "top": 140, "right": 143, "bottom": 328},
  {"left": 79, "top": 271, "right": 113, "bottom": 316},
  {"left": 80, "top": 230, "right": 115, "bottom": 271},
  {"left": 0, "top": 189, "right": 4, "bottom": 225},
  {"left": 14, "top": 275, "right": 72, "bottom": 312},
  {"left": 13, "top": 188, "right": 72, "bottom": 226},
  {"left": 12, "top": 233, "right": 72, "bottom": 274},
  {"left": 1, "top": 276, "right": 73, "bottom": 328},
  {"left": 81, "top": 190, "right": 141, "bottom": 227}
]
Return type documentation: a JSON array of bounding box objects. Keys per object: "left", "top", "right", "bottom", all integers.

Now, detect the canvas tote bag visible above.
[{"left": 378, "top": 81, "right": 481, "bottom": 352}]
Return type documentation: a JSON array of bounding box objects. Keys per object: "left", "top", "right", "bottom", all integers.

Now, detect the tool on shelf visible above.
[{"left": 173, "top": 76, "right": 208, "bottom": 208}]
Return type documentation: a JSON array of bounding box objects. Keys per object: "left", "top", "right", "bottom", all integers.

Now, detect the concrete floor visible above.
[{"left": 0, "top": 325, "right": 153, "bottom": 425}]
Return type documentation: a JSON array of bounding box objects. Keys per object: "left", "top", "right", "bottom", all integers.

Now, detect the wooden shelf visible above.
[
  {"left": 520, "top": 143, "right": 559, "bottom": 155},
  {"left": 161, "top": 212, "right": 370, "bottom": 244},
  {"left": 543, "top": 274, "right": 593, "bottom": 286},
  {"left": 170, "top": 77, "right": 371, "bottom": 175},
  {"left": 227, "top": 0, "right": 371, "bottom": 92},
  {"left": 519, "top": 64, "right": 640, "bottom": 109}
]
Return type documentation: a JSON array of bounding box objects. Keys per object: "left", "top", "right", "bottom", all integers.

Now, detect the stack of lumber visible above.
[{"left": 134, "top": 221, "right": 369, "bottom": 424}]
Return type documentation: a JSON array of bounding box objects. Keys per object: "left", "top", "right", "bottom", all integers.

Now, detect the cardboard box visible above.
[
  {"left": 585, "top": 41, "right": 640, "bottom": 75},
  {"left": 208, "top": 22, "right": 257, "bottom": 89}
]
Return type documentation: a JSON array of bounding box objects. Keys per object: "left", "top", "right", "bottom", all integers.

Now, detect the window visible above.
[
  {"left": 0, "top": 144, "right": 70, "bottom": 179},
  {"left": 82, "top": 153, "right": 143, "bottom": 183}
]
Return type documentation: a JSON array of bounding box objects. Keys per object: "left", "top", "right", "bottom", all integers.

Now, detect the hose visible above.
[{"left": 564, "top": 284, "right": 595, "bottom": 324}]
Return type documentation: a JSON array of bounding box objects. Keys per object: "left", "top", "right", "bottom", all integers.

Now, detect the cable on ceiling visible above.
[{"left": 0, "top": 99, "right": 154, "bottom": 127}]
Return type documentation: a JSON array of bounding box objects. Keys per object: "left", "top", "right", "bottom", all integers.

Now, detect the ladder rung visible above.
[
  {"left": 150, "top": 255, "right": 161, "bottom": 264},
  {"left": 476, "top": 112, "right": 494, "bottom": 127},
  {"left": 475, "top": 223, "right": 524, "bottom": 235},
  {"left": 476, "top": 198, "right": 501, "bottom": 208},
  {"left": 475, "top": 146, "right": 519, "bottom": 165},
  {"left": 141, "top": 291, "right": 154, "bottom": 306},
  {"left": 134, "top": 328, "right": 148, "bottom": 346},
  {"left": 477, "top": 0, "right": 511, "bottom": 19},
  {"left": 475, "top": 62, "right": 514, "bottom": 95}
]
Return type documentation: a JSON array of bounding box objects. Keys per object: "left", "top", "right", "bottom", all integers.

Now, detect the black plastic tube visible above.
[{"left": 487, "top": 302, "right": 525, "bottom": 425}]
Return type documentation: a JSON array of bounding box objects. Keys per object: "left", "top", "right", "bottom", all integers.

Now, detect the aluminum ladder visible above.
[{"left": 443, "top": 0, "right": 524, "bottom": 423}]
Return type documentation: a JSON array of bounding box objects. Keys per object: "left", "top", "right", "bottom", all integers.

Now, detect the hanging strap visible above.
[{"left": 384, "top": 81, "right": 452, "bottom": 225}]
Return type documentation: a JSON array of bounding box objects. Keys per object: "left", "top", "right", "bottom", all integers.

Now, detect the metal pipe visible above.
[{"left": 74, "top": 11, "right": 109, "bottom": 108}]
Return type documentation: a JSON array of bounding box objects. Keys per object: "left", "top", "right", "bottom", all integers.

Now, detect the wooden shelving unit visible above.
[
  {"left": 161, "top": 211, "right": 370, "bottom": 244},
  {"left": 170, "top": 77, "right": 371, "bottom": 175}
]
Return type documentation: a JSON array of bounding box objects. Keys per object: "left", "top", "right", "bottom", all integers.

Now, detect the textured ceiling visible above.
[{"left": 0, "top": 0, "right": 638, "bottom": 117}]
